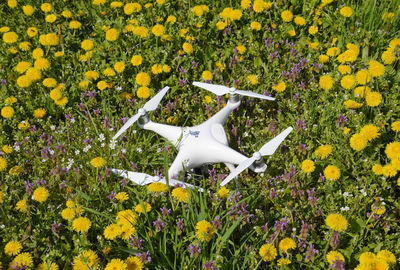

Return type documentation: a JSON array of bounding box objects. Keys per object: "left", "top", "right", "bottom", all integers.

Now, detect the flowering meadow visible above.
[{"left": 1, "top": 0, "right": 400, "bottom": 269}]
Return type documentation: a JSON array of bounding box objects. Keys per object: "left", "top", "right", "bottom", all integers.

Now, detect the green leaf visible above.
[{"left": 221, "top": 217, "right": 243, "bottom": 244}]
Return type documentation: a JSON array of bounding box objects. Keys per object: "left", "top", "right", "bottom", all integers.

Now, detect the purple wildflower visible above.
[{"left": 188, "top": 243, "right": 201, "bottom": 258}]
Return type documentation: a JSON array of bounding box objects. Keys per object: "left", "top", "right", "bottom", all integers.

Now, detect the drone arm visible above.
[
  {"left": 139, "top": 121, "right": 183, "bottom": 147},
  {"left": 224, "top": 163, "right": 236, "bottom": 173},
  {"left": 204, "top": 99, "right": 241, "bottom": 126}
]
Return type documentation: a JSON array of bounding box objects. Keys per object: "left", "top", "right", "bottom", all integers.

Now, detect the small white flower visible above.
[
  {"left": 75, "top": 149, "right": 80, "bottom": 155},
  {"left": 136, "top": 147, "right": 142, "bottom": 153},
  {"left": 70, "top": 118, "right": 76, "bottom": 124},
  {"left": 109, "top": 139, "right": 116, "bottom": 150},
  {"left": 83, "top": 145, "right": 91, "bottom": 152},
  {"left": 49, "top": 150, "right": 55, "bottom": 155},
  {"left": 101, "top": 143, "right": 105, "bottom": 147},
  {"left": 50, "top": 125, "right": 56, "bottom": 131},
  {"left": 121, "top": 148, "right": 126, "bottom": 154},
  {"left": 14, "top": 145, "right": 20, "bottom": 152},
  {"left": 98, "top": 133, "right": 105, "bottom": 142}
]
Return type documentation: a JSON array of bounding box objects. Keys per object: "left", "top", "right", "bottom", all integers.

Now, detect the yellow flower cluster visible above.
[
  {"left": 354, "top": 250, "right": 396, "bottom": 270},
  {"left": 350, "top": 124, "right": 380, "bottom": 151}
]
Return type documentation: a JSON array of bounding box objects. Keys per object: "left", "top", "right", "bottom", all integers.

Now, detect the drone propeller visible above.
[
  {"left": 112, "top": 86, "right": 170, "bottom": 140},
  {"left": 220, "top": 127, "right": 293, "bottom": 186},
  {"left": 111, "top": 169, "right": 204, "bottom": 192},
  {"left": 193, "top": 81, "right": 275, "bottom": 101}
]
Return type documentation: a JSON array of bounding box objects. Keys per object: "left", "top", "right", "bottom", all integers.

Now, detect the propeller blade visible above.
[
  {"left": 220, "top": 156, "right": 257, "bottom": 186},
  {"left": 259, "top": 127, "right": 293, "bottom": 156},
  {"left": 143, "top": 86, "right": 170, "bottom": 112},
  {"left": 112, "top": 113, "right": 141, "bottom": 140},
  {"left": 236, "top": 90, "right": 275, "bottom": 101},
  {"left": 110, "top": 169, "right": 152, "bottom": 185},
  {"left": 193, "top": 81, "right": 229, "bottom": 96}
]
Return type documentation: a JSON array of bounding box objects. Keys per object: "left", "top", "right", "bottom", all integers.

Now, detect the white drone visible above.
[{"left": 111, "top": 82, "right": 293, "bottom": 191}]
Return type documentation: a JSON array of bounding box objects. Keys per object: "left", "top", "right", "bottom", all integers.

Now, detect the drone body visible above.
[
  {"left": 111, "top": 82, "right": 293, "bottom": 190},
  {"left": 138, "top": 97, "right": 267, "bottom": 180}
]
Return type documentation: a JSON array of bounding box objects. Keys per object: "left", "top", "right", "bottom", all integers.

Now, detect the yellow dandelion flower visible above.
[
  {"left": 324, "top": 165, "right": 340, "bottom": 181},
  {"left": 281, "top": 10, "right": 293, "bottom": 22},
  {"left": 115, "top": 192, "right": 129, "bottom": 202},
  {"left": 341, "top": 75, "right": 355, "bottom": 89},
  {"left": 391, "top": 121, "right": 400, "bottom": 132},
  {"left": 117, "top": 210, "right": 138, "bottom": 226},
  {"left": 33, "top": 108, "right": 46, "bottom": 118},
  {"left": 195, "top": 220, "right": 214, "bottom": 242},
  {"left": 3, "top": 31, "right": 18, "bottom": 43},
  {"left": 137, "top": 86, "right": 150, "bottom": 99},
  {"left": 90, "top": 157, "right": 106, "bottom": 168},
  {"left": 33, "top": 187, "right": 49, "bottom": 203},
  {"left": 120, "top": 224, "right": 136, "bottom": 240},
  {"left": 15, "top": 199, "right": 27, "bottom": 212},
  {"left": 344, "top": 100, "right": 363, "bottom": 109},
  {"left": 247, "top": 74, "right": 258, "bottom": 85},
  {"left": 259, "top": 243, "right": 277, "bottom": 262},
  {"left": 217, "top": 187, "right": 229, "bottom": 199},
  {"left": 73, "top": 250, "right": 99, "bottom": 270},
  {"left": 152, "top": 24, "right": 165, "bottom": 37},
  {"left": 106, "top": 28, "right": 119, "bottom": 41},
  {"left": 340, "top": 6, "right": 353, "bottom": 17},
  {"left": 41, "top": 3, "right": 52, "bottom": 12},
  {"left": 272, "top": 81, "right": 286, "bottom": 92},
  {"left": 182, "top": 42, "right": 193, "bottom": 54},
  {"left": 81, "top": 39, "right": 94, "bottom": 51},
  {"left": 371, "top": 203, "right": 386, "bottom": 215},
  {"left": 61, "top": 208, "right": 75, "bottom": 220},
  {"left": 368, "top": 60, "right": 385, "bottom": 77},
  {"left": 72, "top": 217, "right": 91, "bottom": 233},
  {"left": 23, "top": 5, "right": 35, "bottom": 16},
  {"left": 314, "top": 145, "right": 332, "bottom": 159},
  {"left": 202, "top": 70, "right": 213, "bottom": 81},
  {"left": 172, "top": 187, "right": 190, "bottom": 203},
  {"left": 114, "top": 62, "right": 125, "bottom": 73},
  {"left": 365, "top": 92, "right": 382, "bottom": 107},
  {"left": 319, "top": 75, "right": 334, "bottom": 90},
  {"left": 135, "top": 202, "right": 151, "bottom": 213},
  {"left": 360, "top": 124, "right": 380, "bottom": 141},
  {"left": 359, "top": 252, "right": 376, "bottom": 265},
  {"left": 372, "top": 164, "right": 383, "bottom": 175},
  {"left": 0, "top": 157, "right": 7, "bottom": 171},
  {"left": 301, "top": 160, "right": 315, "bottom": 173},
  {"left": 104, "top": 224, "right": 122, "bottom": 240},
  {"left": 376, "top": 250, "right": 396, "bottom": 265},
  {"left": 350, "top": 133, "right": 368, "bottom": 151},
  {"left": 4, "top": 241, "right": 22, "bottom": 256},
  {"left": 279, "top": 238, "right": 296, "bottom": 252},
  {"left": 325, "top": 213, "right": 348, "bottom": 231},
  {"left": 326, "top": 251, "right": 345, "bottom": 265},
  {"left": 294, "top": 16, "right": 306, "bottom": 25},
  {"left": 382, "top": 164, "right": 397, "bottom": 177},
  {"left": 105, "top": 259, "right": 127, "bottom": 270},
  {"left": 10, "top": 252, "right": 33, "bottom": 268},
  {"left": 148, "top": 182, "right": 168, "bottom": 193},
  {"left": 338, "top": 65, "right": 351, "bottom": 75},
  {"left": 126, "top": 256, "right": 143, "bottom": 270}
]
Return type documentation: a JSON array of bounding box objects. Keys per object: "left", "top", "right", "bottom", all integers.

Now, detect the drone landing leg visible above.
[{"left": 224, "top": 163, "right": 240, "bottom": 190}]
